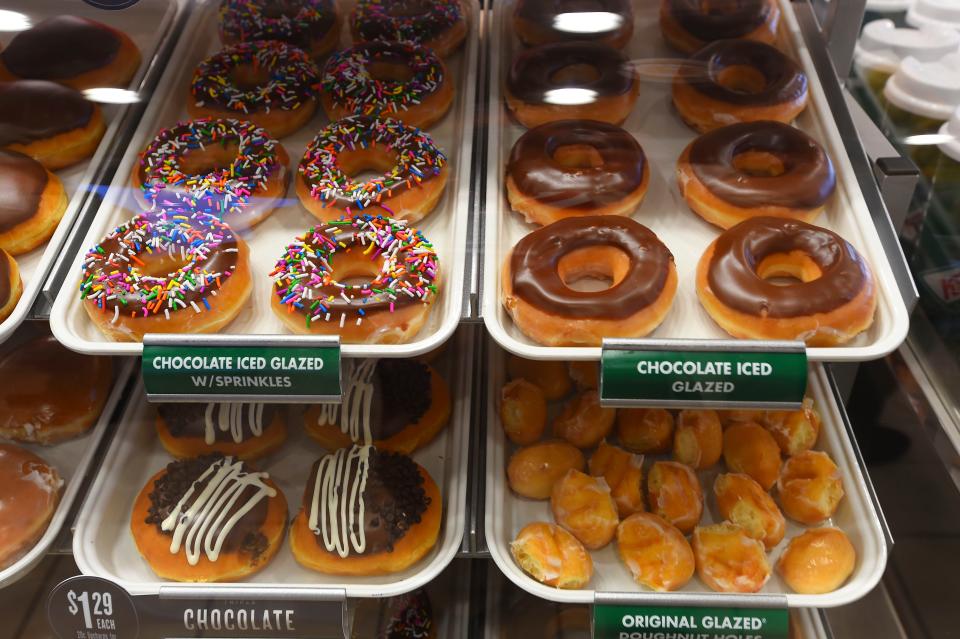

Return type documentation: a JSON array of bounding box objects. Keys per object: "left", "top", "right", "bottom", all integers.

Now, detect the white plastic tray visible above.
[
  {"left": 0, "top": 0, "right": 182, "bottom": 344},
  {"left": 482, "top": 0, "right": 910, "bottom": 361},
  {"left": 73, "top": 328, "right": 473, "bottom": 597},
  {"left": 484, "top": 347, "right": 887, "bottom": 607},
  {"left": 50, "top": 0, "right": 477, "bottom": 359}
]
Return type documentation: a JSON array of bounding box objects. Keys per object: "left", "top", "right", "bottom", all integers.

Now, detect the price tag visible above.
[
  {"left": 593, "top": 604, "right": 789, "bottom": 639},
  {"left": 600, "top": 339, "right": 807, "bottom": 409},
  {"left": 142, "top": 334, "right": 341, "bottom": 403},
  {"left": 48, "top": 576, "right": 139, "bottom": 639}
]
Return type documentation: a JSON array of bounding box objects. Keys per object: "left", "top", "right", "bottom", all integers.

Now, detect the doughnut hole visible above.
[
  {"left": 368, "top": 60, "right": 415, "bottom": 84},
  {"left": 732, "top": 150, "right": 786, "bottom": 177},
  {"left": 263, "top": 1, "right": 302, "bottom": 19},
  {"left": 552, "top": 144, "right": 605, "bottom": 169},
  {"left": 336, "top": 147, "right": 400, "bottom": 184},
  {"left": 177, "top": 144, "right": 240, "bottom": 178},
  {"left": 231, "top": 65, "right": 272, "bottom": 91},
  {"left": 715, "top": 64, "right": 768, "bottom": 95},
  {"left": 137, "top": 252, "right": 194, "bottom": 278},
  {"left": 550, "top": 63, "right": 601, "bottom": 86},
  {"left": 327, "top": 250, "right": 386, "bottom": 290},
  {"left": 557, "top": 246, "right": 630, "bottom": 293},
  {"left": 755, "top": 251, "right": 823, "bottom": 288}
]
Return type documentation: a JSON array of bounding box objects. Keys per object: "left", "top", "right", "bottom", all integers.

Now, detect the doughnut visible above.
[
  {"left": 350, "top": 0, "right": 467, "bottom": 58},
  {"left": 506, "top": 120, "right": 649, "bottom": 226},
  {"left": 0, "top": 249, "right": 22, "bottom": 323},
  {"left": 321, "top": 41, "right": 453, "bottom": 129},
  {"left": 0, "top": 444, "right": 61, "bottom": 569},
  {"left": 550, "top": 468, "right": 619, "bottom": 549},
  {"left": 270, "top": 215, "right": 440, "bottom": 343},
  {"left": 777, "top": 450, "right": 844, "bottom": 525},
  {"left": 0, "top": 80, "right": 105, "bottom": 170},
  {"left": 777, "top": 527, "right": 856, "bottom": 594},
  {"left": 508, "top": 355, "right": 571, "bottom": 400},
  {"left": 500, "top": 379, "right": 547, "bottom": 445},
  {"left": 513, "top": 0, "right": 634, "bottom": 49},
  {"left": 130, "top": 454, "right": 287, "bottom": 582},
  {"left": 189, "top": 40, "right": 321, "bottom": 139},
  {"left": 290, "top": 445, "right": 442, "bottom": 575},
  {"left": 616, "top": 512, "right": 695, "bottom": 592},
  {"left": 511, "top": 521, "right": 593, "bottom": 589},
  {"left": 155, "top": 403, "right": 287, "bottom": 461},
  {"left": 552, "top": 390, "right": 615, "bottom": 449},
  {"left": 660, "top": 0, "right": 780, "bottom": 54},
  {"left": 508, "top": 441, "right": 585, "bottom": 500},
  {"left": 764, "top": 398, "right": 821, "bottom": 456},
  {"left": 714, "top": 473, "right": 785, "bottom": 550},
  {"left": 696, "top": 217, "right": 877, "bottom": 345},
  {"left": 719, "top": 409, "right": 765, "bottom": 426},
  {"left": 0, "top": 16, "right": 141, "bottom": 90},
  {"left": 297, "top": 115, "right": 448, "bottom": 223},
  {"left": 133, "top": 118, "right": 290, "bottom": 230},
  {"left": 502, "top": 216, "right": 677, "bottom": 347},
  {"left": 80, "top": 211, "right": 253, "bottom": 342},
  {"left": 617, "top": 408, "right": 674, "bottom": 454},
  {"left": 722, "top": 421, "right": 782, "bottom": 490},
  {"left": 361, "top": 589, "right": 435, "bottom": 638},
  {"left": 506, "top": 42, "right": 639, "bottom": 128},
  {"left": 677, "top": 121, "right": 836, "bottom": 229},
  {"left": 647, "top": 460, "right": 703, "bottom": 534},
  {"left": 692, "top": 523, "right": 771, "bottom": 593},
  {"left": 219, "top": 0, "right": 340, "bottom": 58},
  {"left": 304, "top": 358, "right": 451, "bottom": 454},
  {"left": 672, "top": 40, "right": 807, "bottom": 133},
  {"left": 673, "top": 409, "right": 723, "bottom": 469},
  {"left": 568, "top": 361, "right": 598, "bottom": 390},
  {"left": 0, "top": 151, "right": 67, "bottom": 256},
  {"left": 0, "top": 335, "right": 112, "bottom": 444},
  {"left": 589, "top": 440, "right": 645, "bottom": 518}
]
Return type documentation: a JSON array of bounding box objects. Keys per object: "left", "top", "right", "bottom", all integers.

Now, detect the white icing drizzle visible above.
[
  {"left": 316, "top": 359, "right": 377, "bottom": 443},
  {"left": 161, "top": 456, "right": 276, "bottom": 565},
  {"left": 308, "top": 444, "right": 372, "bottom": 557},
  {"left": 203, "top": 403, "right": 265, "bottom": 445}
]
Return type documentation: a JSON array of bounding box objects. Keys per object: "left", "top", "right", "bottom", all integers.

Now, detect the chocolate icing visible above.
[
  {"left": 668, "top": 0, "right": 770, "bottom": 40},
  {"left": 354, "top": 0, "right": 453, "bottom": 43},
  {"left": 0, "top": 16, "right": 121, "bottom": 80},
  {"left": 0, "top": 81, "right": 95, "bottom": 147},
  {"left": 685, "top": 40, "right": 806, "bottom": 107},
  {"left": 157, "top": 403, "right": 277, "bottom": 441},
  {"left": 507, "top": 41, "right": 634, "bottom": 104},
  {"left": 371, "top": 360, "right": 432, "bottom": 440},
  {"left": 707, "top": 217, "right": 870, "bottom": 318},
  {"left": 0, "top": 151, "right": 49, "bottom": 233},
  {"left": 220, "top": 0, "right": 338, "bottom": 50},
  {"left": 508, "top": 119, "right": 645, "bottom": 210},
  {"left": 510, "top": 216, "right": 674, "bottom": 319},
  {"left": 514, "top": 0, "right": 633, "bottom": 44}
]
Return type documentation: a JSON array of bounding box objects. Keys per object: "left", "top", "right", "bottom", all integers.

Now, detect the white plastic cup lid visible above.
[
  {"left": 883, "top": 53, "right": 960, "bottom": 119},
  {"left": 866, "top": 0, "right": 913, "bottom": 11},
  {"left": 856, "top": 19, "right": 960, "bottom": 74},
  {"left": 938, "top": 106, "right": 960, "bottom": 162},
  {"left": 907, "top": 0, "right": 960, "bottom": 30}
]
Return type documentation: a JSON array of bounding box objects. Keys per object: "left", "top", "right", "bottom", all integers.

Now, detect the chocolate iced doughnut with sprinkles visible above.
[
  {"left": 219, "top": 0, "right": 340, "bottom": 58},
  {"left": 320, "top": 41, "right": 453, "bottom": 129},
  {"left": 296, "top": 115, "right": 448, "bottom": 223},
  {"left": 156, "top": 402, "right": 287, "bottom": 461},
  {"left": 189, "top": 40, "right": 321, "bottom": 138},
  {"left": 351, "top": 0, "right": 467, "bottom": 58},
  {"left": 133, "top": 118, "right": 290, "bottom": 230},
  {"left": 0, "top": 248, "right": 22, "bottom": 324},
  {"left": 270, "top": 215, "right": 440, "bottom": 344},
  {"left": 79, "top": 211, "right": 253, "bottom": 342}
]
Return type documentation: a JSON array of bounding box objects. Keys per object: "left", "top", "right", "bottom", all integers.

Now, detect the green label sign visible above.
[
  {"left": 601, "top": 340, "right": 807, "bottom": 409},
  {"left": 593, "top": 604, "right": 789, "bottom": 639}
]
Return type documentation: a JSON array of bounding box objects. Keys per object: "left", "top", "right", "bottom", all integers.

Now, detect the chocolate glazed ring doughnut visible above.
[
  {"left": 506, "top": 120, "right": 649, "bottom": 225},
  {"left": 677, "top": 121, "right": 836, "bottom": 229},
  {"left": 660, "top": 0, "right": 780, "bottom": 54},
  {"left": 513, "top": 0, "right": 635, "bottom": 49},
  {"left": 505, "top": 42, "right": 639, "bottom": 129},
  {"left": 672, "top": 40, "right": 807, "bottom": 133},
  {"left": 502, "top": 216, "right": 677, "bottom": 346},
  {"left": 696, "top": 217, "right": 877, "bottom": 346}
]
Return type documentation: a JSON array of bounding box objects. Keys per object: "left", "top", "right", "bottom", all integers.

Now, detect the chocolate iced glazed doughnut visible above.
[
  {"left": 155, "top": 403, "right": 287, "bottom": 461},
  {"left": 502, "top": 216, "right": 677, "bottom": 346},
  {"left": 0, "top": 80, "right": 105, "bottom": 170},
  {"left": 677, "top": 121, "right": 836, "bottom": 228},
  {"left": 0, "top": 150, "right": 67, "bottom": 255},
  {"left": 130, "top": 454, "right": 288, "bottom": 582},
  {"left": 506, "top": 119, "right": 648, "bottom": 225},
  {"left": 219, "top": 0, "right": 340, "bottom": 58},
  {"left": 513, "top": 0, "right": 634, "bottom": 49},
  {"left": 696, "top": 217, "right": 877, "bottom": 345},
  {"left": 660, "top": 0, "right": 780, "bottom": 54},
  {"left": 290, "top": 445, "right": 442, "bottom": 575},
  {"left": 505, "top": 42, "right": 638, "bottom": 128},
  {"left": 672, "top": 40, "right": 807, "bottom": 132},
  {"left": 351, "top": 0, "right": 467, "bottom": 58},
  {"left": 0, "top": 249, "right": 22, "bottom": 324}
]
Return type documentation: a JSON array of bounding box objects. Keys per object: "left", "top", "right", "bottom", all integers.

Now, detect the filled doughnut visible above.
[
  {"left": 0, "top": 249, "right": 22, "bottom": 323},
  {"left": 508, "top": 440, "right": 585, "bottom": 500},
  {"left": 692, "top": 523, "right": 771, "bottom": 593},
  {"left": 764, "top": 398, "right": 821, "bottom": 456},
  {"left": 270, "top": 215, "right": 440, "bottom": 343},
  {"left": 696, "top": 217, "right": 877, "bottom": 345},
  {"left": 155, "top": 403, "right": 287, "bottom": 461},
  {"left": 0, "top": 150, "right": 66, "bottom": 255},
  {"left": 297, "top": 115, "right": 448, "bottom": 223},
  {"left": 677, "top": 121, "right": 836, "bottom": 229},
  {"left": 132, "top": 118, "right": 289, "bottom": 230},
  {"left": 506, "top": 120, "right": 649, "bottom": 226},
  {"left": 660, "top": 0, "right": 780, "bottom": 54},
  {"left": 350, "top": 0, "right": 467, "bottom": 58},
  {"left": 290, "top": 445, "right": 441, "bottom": 575},
  {"left": 618, "top": 408, "right": 675, "bottom": 454},
  {"left": 550, "top": 468, "right": 619, "bottom": 549},
  {"left": 616, "top": 512, "right": 695, "bottom": 592},
  {"left": 568, "top": 361, "right": 598, "bottom": 390},
  {"left": 722, "top": 421, "right": 782, "bottom": 490},
  {"left": 500, "top": 378, "right": 547, "bottom": 445},
  {"left": 502, "top": 216, "right": 677, "bottom": 346},
  {"left": 0, "top": 444, "right": 61, "bottom": 569},
  {"left": 647, "top": 460, "right": 703, "bottom": 534},
  {"left": 189, "top": 40, "right": 321, "bottom": 138},
  {"left": 507, "top": 355, "right": 571, "bottom": 400},
  {"left": 130, "top": 454, "right": 287, "bottom": 582},
  {"left": 673, "top": 409, "right": 723, "bottom": 469},
  {"left": 513, "top": 0, "right": 634, "bottom": 49},
  {"left": 80, "top": 211, "right": 253, "bottom": 342},
  {"left": 0, "top": 16, "right": 141, "bottom": 90},
  {"left": 777, "top": 527, "right": 856, "bottom": 594},
  {"left": 0, "top": 335, "right": 112, "bottom": 444},
  {"left": 552, "top": 390, "right": 615, "bottom": 449},
  {"left": 672, "top": 40, "right": 807, "bottom": 133},
  {"left": 219, "top": 0, "right": 340, "bottom": 58},
  {"left": 321, "top": 41, "right": 453, "bottom": 129},
  {"left": 0, "top": 80, "right": 105, "bottom": 170},
  {"left": 506, "top": 42, "right": 639, "bottom": 128},
  {"left": 714, "top": 473, "right": 785, "bottom": 549},
  {"left": 511, "top": 521, "right": 593, "bottom": 589},
  {"left": 777, "top": 450, "right": 844, "bottom": 525},
  {"left": 589, "top": 440, "right": 645, "bottom": 518}
]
